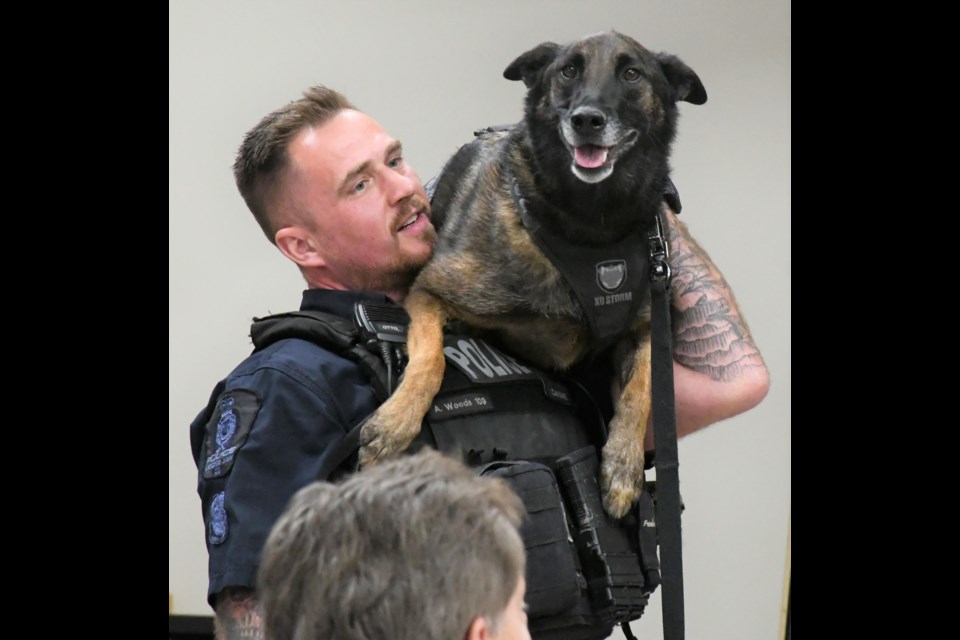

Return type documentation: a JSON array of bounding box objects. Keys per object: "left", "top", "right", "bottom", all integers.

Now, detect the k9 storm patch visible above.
[
  {"left": 202, "top": 389, "right": 260, "bottom": 479},
  {"left": 596, "top": 259, "right": 627, "bottom": 293}
]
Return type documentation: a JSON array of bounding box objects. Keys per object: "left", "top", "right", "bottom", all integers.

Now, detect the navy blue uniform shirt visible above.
[{"left": 190, "top": 289, "right": 396, "bottom": 605}]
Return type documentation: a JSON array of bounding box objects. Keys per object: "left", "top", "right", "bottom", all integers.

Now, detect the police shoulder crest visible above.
[{"left": 201, "top": 389, "right": 261, "bottom": 479}]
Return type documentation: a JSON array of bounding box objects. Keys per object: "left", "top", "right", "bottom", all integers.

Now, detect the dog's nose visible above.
[{"left": 570, "top": 107, "right": 606, "bottom": 132}]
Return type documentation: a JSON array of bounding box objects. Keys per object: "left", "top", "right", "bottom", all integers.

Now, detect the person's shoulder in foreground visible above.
[{"left": 258, "top": 448, "right": 532, "bottom": 640}]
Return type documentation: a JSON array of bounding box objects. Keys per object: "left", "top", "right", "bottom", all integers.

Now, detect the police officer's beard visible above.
[
  {"left": 350, "top": 258, "right": 423, "bottom": 295},
  {"left": 343, "top": 225, "right": 437, "bottom": 295},
  {"left": 334, "top": 194, "right": 437, "bottom": 294}
]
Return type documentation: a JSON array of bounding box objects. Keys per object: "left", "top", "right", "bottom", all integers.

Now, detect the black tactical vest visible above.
[{"left": 250, "top": 308, "right": 660, "bottom": 640}]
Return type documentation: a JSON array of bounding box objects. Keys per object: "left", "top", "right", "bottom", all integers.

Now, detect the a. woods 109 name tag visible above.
[{"left": 430, "top": 390, "right": 495, "bottom": 420}]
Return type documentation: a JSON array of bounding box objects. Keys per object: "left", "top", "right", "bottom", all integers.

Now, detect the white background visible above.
[{"left": 169, "top": 2, "right": 791, "bottom": 638}]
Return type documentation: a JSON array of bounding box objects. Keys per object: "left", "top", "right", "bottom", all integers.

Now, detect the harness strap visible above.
[
  {"left": 250, "top": 310, "right": 394, "bottom": 482},
  {"left": 316, "top": 418, "right": 365, "bottom": 482},
  {"left": 250, "top": 310, "right": 392, "bottom": 402},
  {"left": 648, "top": 211, "right": 685, "bottom": 640}
]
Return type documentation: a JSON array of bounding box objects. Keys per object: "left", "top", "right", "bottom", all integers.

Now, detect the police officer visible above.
[{"left": 190, "top": 85, "right": 769, "bottom": 640}]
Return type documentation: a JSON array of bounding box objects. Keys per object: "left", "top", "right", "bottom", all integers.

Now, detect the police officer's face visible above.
[{"left": 283, "top": 109, "right": 437, "bottom": 299}]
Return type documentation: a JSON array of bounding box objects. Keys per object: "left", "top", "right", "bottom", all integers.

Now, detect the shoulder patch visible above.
[
  {"left": 208, "top": 491, "right": 228, "bottom": 545},
  {"left": 201, "top": 389, "right": 261, "bottom": 479}
]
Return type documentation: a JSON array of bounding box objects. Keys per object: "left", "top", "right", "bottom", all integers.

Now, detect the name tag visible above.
[{"left": 430, "top": 391, "right": 495, "bottom": 420}]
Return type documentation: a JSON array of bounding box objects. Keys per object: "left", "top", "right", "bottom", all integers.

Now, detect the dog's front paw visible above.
[
  {"left": 599, "top": 438, "right": 645, "bottom": 519},
  {"left": 357, "top": 402, "right": 423, "bottom": 469}
]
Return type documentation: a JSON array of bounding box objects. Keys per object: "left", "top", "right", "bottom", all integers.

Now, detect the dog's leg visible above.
[
  {"left": 358, "top": 288, "right": 448, "bottom": 468},
  {"left": 600, "top": 335, "right": 652, "bottom": 518}
]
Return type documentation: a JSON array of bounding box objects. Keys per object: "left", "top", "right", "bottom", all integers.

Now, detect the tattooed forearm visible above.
[
  {"left": 214, "top": 588, "right": 263, "bottom": 640},
  {"left": 665, "top": 210, "right": 765, "bottom": 382}
]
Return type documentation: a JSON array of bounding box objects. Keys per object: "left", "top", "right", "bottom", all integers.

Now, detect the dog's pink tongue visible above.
[{"left": 574, "top": 145, "right": 609, "bottom": 169}]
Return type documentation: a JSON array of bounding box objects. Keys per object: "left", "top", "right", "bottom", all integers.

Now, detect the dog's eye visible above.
[
  {"left": 623, "top": 68, "right": 641, "bottom": 82},
  {"left": 560, "top": 65, "right": 578, "bottom": 79}
]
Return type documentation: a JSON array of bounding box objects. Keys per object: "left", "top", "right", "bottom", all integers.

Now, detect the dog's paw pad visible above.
[
  {"left": 357, "top": 414, "right": 391, "bottom": 468},
  {"left": 600, "top": 454, "right": 645, "bottom": 519},
  {"left": 357, "top": 441, "right": 386, "bottom": 469},
  {"left": 601, "top": 471, "right": 642, "bottom": 519},
  {"left": 602, "top": 486, "right": 636, "bottom": 520},
  {"left": 356, "top": 405, "right": 423, "bottom": 469}
]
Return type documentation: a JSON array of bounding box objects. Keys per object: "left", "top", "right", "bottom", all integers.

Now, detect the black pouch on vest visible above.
[
  {"left": 555, "top": 446, "right": 651, "bottom": 626},
  {"left": 477, "top": 460, "right": 580, "bottom": 618}
]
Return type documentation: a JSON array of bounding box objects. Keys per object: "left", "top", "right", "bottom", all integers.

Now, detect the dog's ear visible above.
[
  {"left": 656, "top": 53, "right": 708, "bottom": 105},
  {"left": 503, "top": 42, "right": 560, "bottom": 89}
]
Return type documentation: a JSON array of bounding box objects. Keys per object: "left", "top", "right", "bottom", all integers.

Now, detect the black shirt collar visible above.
[{"left": 300, "top": 289, "right": 398, "bottom": 318}]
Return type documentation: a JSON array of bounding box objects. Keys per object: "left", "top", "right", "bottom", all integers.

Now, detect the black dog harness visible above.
[{"left": 508, "top": 174, "right": 650, "bottom": 351}]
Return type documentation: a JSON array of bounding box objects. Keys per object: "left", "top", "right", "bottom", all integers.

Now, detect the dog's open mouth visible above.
[
  {"left": 574, "top": 145, "right": 609, "bottom": 169},
  {"left": 565, "top": 129, "right": 638, "bottom": 183}
]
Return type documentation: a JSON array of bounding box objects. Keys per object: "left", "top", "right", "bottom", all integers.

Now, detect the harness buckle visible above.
[{"left": 647, "top": 213, "right": 672, "bottom": 285}]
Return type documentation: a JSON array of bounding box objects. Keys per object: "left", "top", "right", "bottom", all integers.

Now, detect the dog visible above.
[{"left": 358, "top": 30, "right": 706, "bottom": 518}]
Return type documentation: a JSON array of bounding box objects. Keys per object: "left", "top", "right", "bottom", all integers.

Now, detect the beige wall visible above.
[{"left": 169, "top": 2, "right": 791, "bottom": 638}]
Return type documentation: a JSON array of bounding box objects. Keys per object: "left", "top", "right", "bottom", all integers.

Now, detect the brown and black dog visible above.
[{"left": 359, "top": 30, "right": 706, "bottom": 518}]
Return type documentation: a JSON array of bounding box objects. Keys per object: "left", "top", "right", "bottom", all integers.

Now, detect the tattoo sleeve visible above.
[
  {"left": 213, "top": 588, "right": 263, "bottom": 640},
  {"left": 665, "top": 210, "right": 765, "bottom": 382}
]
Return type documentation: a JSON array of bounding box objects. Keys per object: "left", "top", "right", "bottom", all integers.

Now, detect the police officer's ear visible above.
[{"left": 275, "top": 226, "right": 327, "bottom": 269}]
